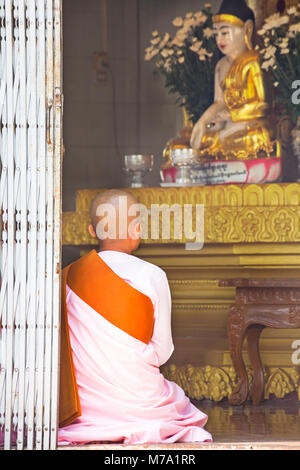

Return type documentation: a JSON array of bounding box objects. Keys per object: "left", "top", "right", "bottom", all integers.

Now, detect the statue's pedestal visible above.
[
  {"left": 63, "top": 184, "right": 300, "bottom": 402},
  {"left": 161, "top": 157, "right": 282, "bottom": 186}
]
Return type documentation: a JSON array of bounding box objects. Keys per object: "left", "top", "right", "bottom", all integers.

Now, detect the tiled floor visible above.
[
  {"left": 58, "top": 399, "right": 300, "bottom": 450},
  {"left": 197, "top": 399, "right": 300, "bottom": 444}
]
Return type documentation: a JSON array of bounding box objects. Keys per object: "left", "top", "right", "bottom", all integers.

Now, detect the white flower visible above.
[
  {"left": 144, "top": 46, "right": 159, "bottom": 61},
  {"left": 174, "top": 28, "right": 188, "bottom": 42},
  {"left": 194, "top": 11, "right": 207, "bottom": 24},
  {"left": 287, "top": 7, "right": 297, "bottom": 15},
  {"left": 263, "top": 13, "right": 290, "bottom": 31},
  {"left": 194, "top": 47, "right": 210, "bottom": 61},
  {"left": 198, "top": 47, "right": 208, "bottom": 56},
  {"left": 264, "top": 13, "right": 280, "bottom": 24},
  {"left": 159, "top": 33, "right": 171, "bottom": 48},
  {"left": 163, "top": 59, "right": 172, "bottom": 72},
  {"left": 178, "top": 56, "right": 185, "bottom": 64},
  {"left": 190, "top": 41, "right": 203, "bottom": 53},
  {"left": 264, "top": 45, "right": 277, "bottom": 59},
  {"left": 171, "top": 37, "right": 185, "bottom": 47},
  {"left": 161, "top": 49, "right": 170, "bottom": 58},
  {"left": 278, "top": 38, "right": 289, "bottom": 49},
  {"left": 257, "top": 28, "right": 266, "bottom": 36},
  {"left": 280, "top": 47, "right": 290, "bottom": 54},
  {"left": 289, "top": 22, "right": 300, "bottom": 34},
  {"left": 172, "top": 17, "right": 183, "bottom": 28},
  {"left": 150, "top": 37, "right": 161, "bottom": 45},
  {"left": 183, "top": 17, "right": 196, "bottom": 29},
  {"left": 144, "top": 51, "right": 152, "bottom": 61},
  {"left": 152, "top": 30, "right": 159, "bottom": 37},
  {"left": 203, "top": 27, "right": 214, "bottom": 39},
  {"left": 279, "top": 15, "right": 290, "bottom": 25},
  {"left": 265, "top": 13, "right": 283, "bottom": 23},
  {"left": 274, "top": 81, "right": 279, "bottom": 87},
  {"left": 261, "top": 57, "right": 275, "bottom": 70}
]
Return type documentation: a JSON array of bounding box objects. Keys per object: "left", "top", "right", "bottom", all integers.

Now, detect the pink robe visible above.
[{"left": 58, "top": 250, "right": 212, "bottom": 445}]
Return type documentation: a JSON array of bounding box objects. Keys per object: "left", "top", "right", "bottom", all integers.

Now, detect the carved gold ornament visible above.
[
  {"left": 63, "top": 184, "right": 300, "bottom": 246},
  {"left": 162, "top": 364, "right": 300, "bottom": 402}
]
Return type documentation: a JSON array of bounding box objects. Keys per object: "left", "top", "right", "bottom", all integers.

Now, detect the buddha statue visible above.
[{"left": 190, "top": 0, "right": 281, "bottom": 162}]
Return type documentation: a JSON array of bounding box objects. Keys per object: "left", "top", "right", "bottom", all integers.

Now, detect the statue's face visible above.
[{"left": 213, "top": 22, "right": 246, "bottom": 57}]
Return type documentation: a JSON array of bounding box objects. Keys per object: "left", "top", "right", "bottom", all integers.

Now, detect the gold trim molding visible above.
[
  {"left": 173, "top": 304, "right": 229, "bottom": 310},
  {"left": 161, "top": 364, "right": 300, "bottom": 402},
  {"left": 62, "top": 184, "right": 300, "bottom": 246},
  {"left": 169, "top": 280, "right": 219, "bottom": 286}
]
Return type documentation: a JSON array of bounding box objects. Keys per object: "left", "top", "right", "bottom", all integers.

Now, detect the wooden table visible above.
[{"left": 220, "top": 279, "right": 300, "bottom": 406}]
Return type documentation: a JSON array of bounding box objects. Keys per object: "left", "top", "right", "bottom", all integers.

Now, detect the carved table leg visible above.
[
  {"left": 227, "top": 305, "right": 249, "bottom": 405},
  {"left": 246, "top": 324, "right": 265, "bottom": 406}
]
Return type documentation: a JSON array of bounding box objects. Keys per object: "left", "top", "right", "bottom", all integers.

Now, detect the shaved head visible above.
[
  {"left": 89, "top": 189, "right": 141, "bottom": 253},
  {"left": 90, "top": 189, "right": 138, "bottom": 231}
]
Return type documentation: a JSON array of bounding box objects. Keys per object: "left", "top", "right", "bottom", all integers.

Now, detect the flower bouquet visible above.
[
  {"left": 258, "top": 5, "right": 300, "bottom": 180},
  {"left": 258, "top": 5, "right": 300, "bottom": 124},
  {"left": 144, "top": 5, "right": 221, "bottom": 125}
]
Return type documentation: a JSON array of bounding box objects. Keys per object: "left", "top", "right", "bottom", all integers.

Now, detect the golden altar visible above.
[{"left": 62, "top": 183, "right": 300, "bottom": 402}]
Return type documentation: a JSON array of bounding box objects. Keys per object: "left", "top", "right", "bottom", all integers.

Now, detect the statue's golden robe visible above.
[{"left": 200, "top": 50, "right": 276, "bottom": 160}]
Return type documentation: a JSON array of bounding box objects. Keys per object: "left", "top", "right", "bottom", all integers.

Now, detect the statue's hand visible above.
[{"left": 190, "top": 120, "right": 205, "bottom": 150}]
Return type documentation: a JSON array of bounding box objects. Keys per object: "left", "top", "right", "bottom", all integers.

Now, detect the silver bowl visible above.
[
  {"left": 170, "top": 148, "right": 198, "bottom": 185},
  {"left": 123, "top": 154, "right": 154, "bottom": 188}
]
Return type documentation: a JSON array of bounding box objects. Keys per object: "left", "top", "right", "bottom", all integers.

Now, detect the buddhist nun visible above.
[{"left": 58, "top": 189, "right": 212, "bottom": 445}]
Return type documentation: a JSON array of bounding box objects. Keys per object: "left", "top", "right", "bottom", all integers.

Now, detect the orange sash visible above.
[{"left": 59, "top": 250, "right": 155, "bottom": 428}]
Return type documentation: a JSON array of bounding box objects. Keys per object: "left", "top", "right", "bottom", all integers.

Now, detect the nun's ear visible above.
[{"left": 88, "top": 223, "right": 97, "bottom": 239}]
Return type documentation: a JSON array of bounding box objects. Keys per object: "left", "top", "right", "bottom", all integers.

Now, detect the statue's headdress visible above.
[{"left": 213, "top": 0, "right": 255, "bottom": 28}]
